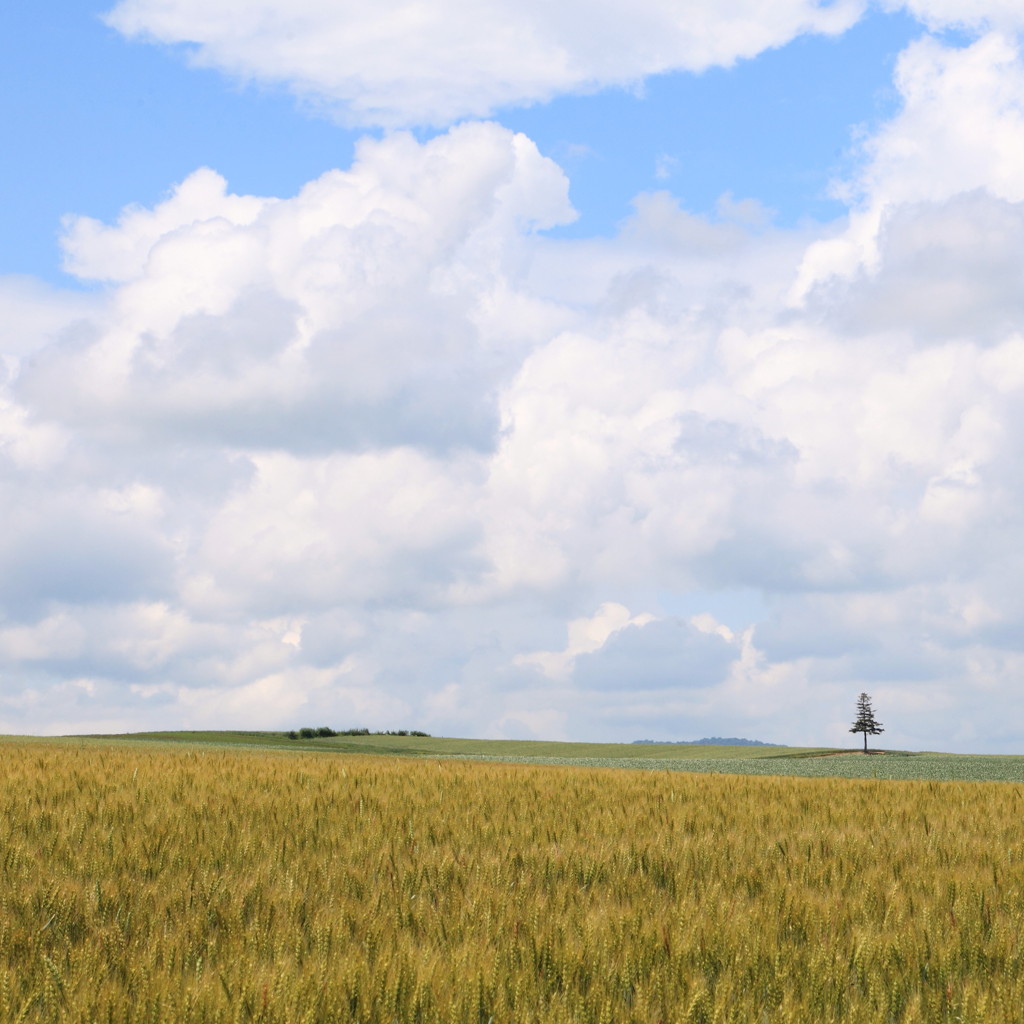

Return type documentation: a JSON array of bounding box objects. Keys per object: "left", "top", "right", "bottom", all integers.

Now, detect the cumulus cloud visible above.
[
  {"left": 0, "top": 277, "right": 99, "bottom": 363},
  {"left": 60, "top": 168, "right": 267, "bottom": 284},
  {"left": 887, "top": 0, "right": 1024, "bottom": 33},
  {"left": 0, "top": 123, "right": 584, "bottom": 737},
  {"left": 852, "top": 32, "right": 1024, "bottom": 208},
  {"left": 573, "top": 614, "right": 738, "bottom": 692},
  {"left": 192, "top": 448, "right": 483, "bottom": 615},
  {"left": 103, "top": 0, "right": 864, "bottom": 127},
  {"left": 515, "top": 602, "right": 656, "bottom": 681},
  {"left": 795, "top": 32, "right": 1024, "bottom": 298},
  {"left": 813, "top": 192, "right": 1024, "bottom": 341},
  {"left": 21, "top": 123, "right": 574, "bottom": 455},
  {"left": 10, "top": 16, "right": 1024, "bottom": 750}
]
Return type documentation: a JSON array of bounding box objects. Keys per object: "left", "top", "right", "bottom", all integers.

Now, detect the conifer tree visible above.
[{"left": 849, "top": 692, "right": 884, "bottom": 753}]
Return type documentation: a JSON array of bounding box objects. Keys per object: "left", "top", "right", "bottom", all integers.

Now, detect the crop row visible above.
[
  {"left": 3, "top": 742, "right": 1024, "bottom": 1022},
  {"left": 439, "top": 752, "right": 1024, "bottom": 783}
]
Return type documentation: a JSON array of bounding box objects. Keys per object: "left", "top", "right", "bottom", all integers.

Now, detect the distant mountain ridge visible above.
[{"left": 632, "top": 737, "right": 775, "bottom": 746}]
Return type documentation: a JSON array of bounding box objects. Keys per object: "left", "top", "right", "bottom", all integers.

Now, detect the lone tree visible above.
[{"left": 849, "top": 692, "right": 884, "bottom": 753}]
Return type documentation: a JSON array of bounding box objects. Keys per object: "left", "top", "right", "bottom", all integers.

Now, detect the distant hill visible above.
[{"left": 632, "top": 737, "right": 775, "bottom": 746}]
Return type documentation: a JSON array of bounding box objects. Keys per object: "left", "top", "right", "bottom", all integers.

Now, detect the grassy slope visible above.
[
  {"left": 9, "top": 731, "right": 1020, "bottom": 781},
  {"left": 72, "top": 731, "right": 832, "bottom": 760}
]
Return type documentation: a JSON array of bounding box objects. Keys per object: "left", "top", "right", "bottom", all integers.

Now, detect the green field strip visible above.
[
  {"left": 69, "top": 730, "right": 817, "bottom": 760},
  {"left": 436, "top": 752, "right": 1024, "bottom": 783},
  {"left": 18, "top": 731, "right": 1024, "bottom": 782}
]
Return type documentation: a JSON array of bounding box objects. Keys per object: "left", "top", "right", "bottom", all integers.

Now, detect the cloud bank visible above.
[{"left": 4, "top": 3, "right": 1024, "bottom": 750}]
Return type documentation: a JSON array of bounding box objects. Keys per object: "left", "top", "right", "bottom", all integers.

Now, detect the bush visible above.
[{"left": 286, "top": 726, "right": 429, "bottom": 739}]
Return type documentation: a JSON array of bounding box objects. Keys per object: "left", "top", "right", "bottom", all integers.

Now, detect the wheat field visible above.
[{"left": 3, "top": 740, "right": 1024, "bottom": 1023}]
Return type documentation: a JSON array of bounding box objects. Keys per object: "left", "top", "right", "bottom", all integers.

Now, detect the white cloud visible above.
[
  {"left": 0, "top": 277, "right": 99, "bottom": 362},
  {"left": 814, "top": 192, "right": 1024, "bottom": 342},
  {"left": 654, "top": 155, "right": 678, "bottom": 182},
  {"left": 888, "top": 0, "right": 1024, "bottom": 33},
  {"left": 795, "top": 32, "right": 1024, "bottom": 299},
  {"left": 103, "top": 0, "right": 864, "bottom": 127},
  {"left": 11, "top": 36, "right": 1024, "bottom": 748},
  {"left": 61, "top": 168, "right": 267, "bottom": 284},
  {"left": 572, "top": 614, "right": 739, "bottom": 692},
  {"left": 23, "top": 123, "right": 574, "bottom": 456},
  {"left": 854, "top": 33, "right": 1024, "bottom": 207},
  {"left": 515, "top": 602, "right": 656, "bottom": 680},
  {"left": 192, "top": 448, "right": 482, "bottom": 615}
]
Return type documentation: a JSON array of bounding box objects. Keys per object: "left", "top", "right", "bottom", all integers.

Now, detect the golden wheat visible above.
[{"left": 2, "top": 740, "right": 1024, "bottom": 1023}]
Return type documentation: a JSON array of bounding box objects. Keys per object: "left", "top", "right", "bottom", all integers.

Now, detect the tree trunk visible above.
[{"left": 863, "top": 731, "right": 868, "bottom": 753}]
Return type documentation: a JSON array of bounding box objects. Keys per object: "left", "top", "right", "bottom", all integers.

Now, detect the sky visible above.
[{"left": 2, "top": 0, "right": 1024, "bottom": 751}]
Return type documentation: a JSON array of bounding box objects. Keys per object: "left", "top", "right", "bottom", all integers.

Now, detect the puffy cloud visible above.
[
  {"left": 0, "top": 277, "right": 99, "bottom": 363},
  {"left": 191, "top": 448, "right": 483, "bottom": 615},
  {"left": 21, "top": 123, "right": 574, "bottom": 456},
  {"left": 60, "top": 168, "right": 267, "bottom": 284},
  {"left": 103, "top": 0, "right": 864, "bottom": 127},
  {"left": 888, "top": 0, "right": 1024, "bottom": 33},
  {"left": 852, "top": 33, "right": 1024, "bottom": 208},
  {"left": 515, "top": 602, "right": 656, "bottom": 681},
  {"left": 573, "top": 614, "right": 738, "bottom": 692},
  {"left": 0, "top": 499, "right": 174, "bottom": 613},
  {"left": 813, "top": 192, "right": 1024, "bottom": 342},
  {"left": 795, "top": 32, "right": 1024, "bottom": 298},
  {"left": 9, "top": 34, "right": 1024, "bottom": 749},
  {"left": 0, "top": 123, "right": 584, "bottom": 737}
]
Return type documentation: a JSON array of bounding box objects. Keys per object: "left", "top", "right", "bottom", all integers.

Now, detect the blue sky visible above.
[
  {"left": 3, "top": 3, "right": 920, "bottom": 281},
  {"left": 2, "top": 1, "right": 356, "bottom": 284},
  {"left": 503, "top": 10, "right": 923, "bottom": 234},
  {"left": 4, "top": 0, "right": 1024, "bottom": 751}
]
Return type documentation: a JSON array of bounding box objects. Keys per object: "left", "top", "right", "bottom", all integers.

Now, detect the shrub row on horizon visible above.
[{"left": 284, "top": 726, "right": 431, "bottom": 739}]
